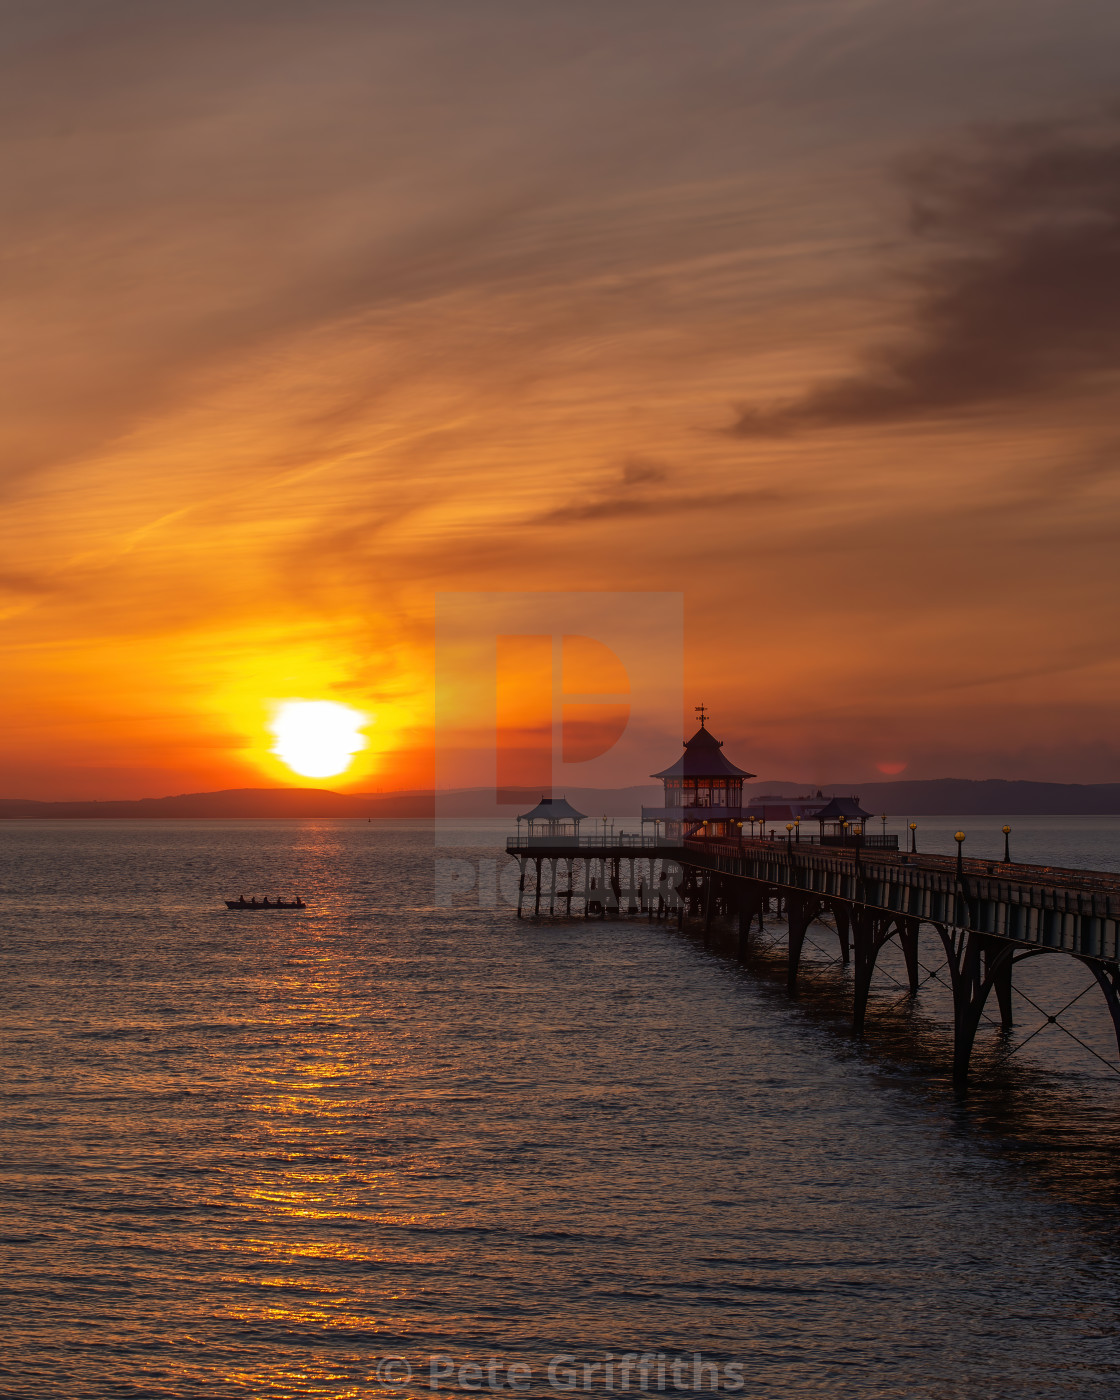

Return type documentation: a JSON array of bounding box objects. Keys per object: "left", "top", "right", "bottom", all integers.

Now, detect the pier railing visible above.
[
  {"left": 507, "top": 833, "right": 664, "bottom": 850},
  {"left": 690, "top": 835, "right": 1120, "bottom": 897},
  {"left": 506, "top": 832, "right": 900, "bottom": 852}
]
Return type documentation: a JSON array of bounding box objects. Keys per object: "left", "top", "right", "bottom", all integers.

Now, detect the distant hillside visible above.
[
  {"left": 1, "top": 777, "right": 1119, "bottom": 818},
  {"left": 0, "top": 785, "right": 658, "bottom": 819},
  {"left": 0, "top": 788, "right": 424, "bottom": 819}
]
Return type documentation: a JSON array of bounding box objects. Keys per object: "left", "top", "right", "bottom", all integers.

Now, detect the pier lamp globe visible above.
[{"left": 1002, "top": 825, "right": 1012, "bottom": 863}]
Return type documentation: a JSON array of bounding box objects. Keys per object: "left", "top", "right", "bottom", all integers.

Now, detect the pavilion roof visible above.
[
  {"left": 651, "top": 725, "right": 756, "bottom": 780},
  {"left": 518, "top": 796, "right": 588, "bottom": 822},
  {"left": 812, "top": 795, "right": 874, "bottom": 822}
]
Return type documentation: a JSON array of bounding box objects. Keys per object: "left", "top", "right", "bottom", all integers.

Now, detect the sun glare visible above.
[{"left": 269, "top": 700, "right": 369, "bottom": 780}]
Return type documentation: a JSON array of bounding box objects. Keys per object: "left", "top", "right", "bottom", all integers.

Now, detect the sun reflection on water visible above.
[{"left": 8, "top": 821, "right": 1120, "bottom": 1398}]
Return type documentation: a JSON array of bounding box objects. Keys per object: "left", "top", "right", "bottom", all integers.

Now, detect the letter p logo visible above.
[
  {"left": 495, "top": 634, "right": 630, "bottom": 802},
  {"left": 434, "top": 592, "right": 682, "bottom": 844}
]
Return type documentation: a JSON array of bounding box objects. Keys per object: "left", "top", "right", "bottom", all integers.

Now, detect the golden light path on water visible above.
[{"left": 3, "top": 819, "right": 1120, "bottom": 1397}]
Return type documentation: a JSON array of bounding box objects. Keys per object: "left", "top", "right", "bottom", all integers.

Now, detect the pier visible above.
[
  {"left": 507, "top": 716, "right": 1120, "bottom": 1084},
  {"left": 507, "top": 831, "right": 1120, "bottom": 1083}
]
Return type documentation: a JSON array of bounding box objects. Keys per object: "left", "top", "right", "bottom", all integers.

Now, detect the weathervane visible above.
[{"left": 694, "top": 702, "right": 708, "bottom": 729}]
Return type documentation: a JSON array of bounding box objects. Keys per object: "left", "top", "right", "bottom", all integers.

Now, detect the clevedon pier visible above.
[{"left": 508, "top": 715, "right": 1120, "bottom": 1084}]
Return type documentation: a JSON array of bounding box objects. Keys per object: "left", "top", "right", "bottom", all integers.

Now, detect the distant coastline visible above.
[{"left": 3, "top": 778, "right": 1120, "bottom": 818}]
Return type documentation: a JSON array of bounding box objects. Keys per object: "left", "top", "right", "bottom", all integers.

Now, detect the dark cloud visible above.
[
  {"left": 533, "top": 486, "right": 782, "bottom": 525},
  {"left": 621, "top": 457, "right": 668, "bottom": 486},
  {"left": 731, "top": 115, "right": 1120, "bottom": 435}
]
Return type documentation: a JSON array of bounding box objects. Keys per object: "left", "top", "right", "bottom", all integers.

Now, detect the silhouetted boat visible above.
[{"left": 224, "top": 897, "right": 306, "bottom": 910}]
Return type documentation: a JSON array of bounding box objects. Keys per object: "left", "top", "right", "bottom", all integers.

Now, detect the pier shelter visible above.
[
  {"left": 517, "top": 796, "right": 587, "bottom": 847},
  {"left": 641, "top": 714, "right": 755, "bottom": 840},
  {"left": 812, "top": 795, "right": 875, "bottom": 844}
]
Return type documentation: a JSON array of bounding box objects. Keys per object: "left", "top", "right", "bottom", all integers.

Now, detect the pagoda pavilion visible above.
[
  {"left": 516, "top": 795, "right": 587, "bottom": 847},
  {"left": 641, "top": 707, "right": 755, "bottom": 840},
  {"left": 812, "top": 795, "right": 874, "bottom": 842}
]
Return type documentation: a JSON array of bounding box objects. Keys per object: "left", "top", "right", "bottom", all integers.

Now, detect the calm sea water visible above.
[{"left": 2, "top": 818, "right": 1119, "bottom": 1399}]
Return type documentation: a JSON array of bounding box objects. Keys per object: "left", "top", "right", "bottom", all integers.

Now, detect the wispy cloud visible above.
[
  {"left": 529, "top": 458, "right": 782, "bottom": 525},
  {"left": 731, "top": 114, "right": 1120, "bottom": 435}
]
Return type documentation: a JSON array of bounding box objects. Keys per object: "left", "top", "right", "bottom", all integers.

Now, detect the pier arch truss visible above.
[
  {"left": 676, "top": 839, "right": 1120, "bottom": 1085},
  {"left": 506, "top": 835, "right": 1120, "bottom": 1084}
]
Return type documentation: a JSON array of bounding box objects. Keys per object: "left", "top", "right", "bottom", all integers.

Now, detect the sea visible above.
[{"left": 2, "top": 816, "right": 1119, "bottom": 1399}]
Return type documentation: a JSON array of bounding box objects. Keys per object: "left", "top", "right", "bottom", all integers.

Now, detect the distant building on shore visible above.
[{"left": 743, "top": 791, "right": 829, "bottom": 823}]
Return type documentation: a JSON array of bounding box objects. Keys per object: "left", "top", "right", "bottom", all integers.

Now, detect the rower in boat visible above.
[{"left": 225, "top": 895, "right": 307, "bottom": 909}]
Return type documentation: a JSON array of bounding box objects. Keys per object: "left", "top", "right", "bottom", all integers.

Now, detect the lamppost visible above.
[
  {"left": 909, "top": 822, "right": 917, "bottom": 853},
  {"left": 881, "top": 814, "right": 888, "bottom": 840},
  {"left": 1002, "top": 825, "right": 1012, "bottom": 863},
  {"left": 602, "top": 814, "right": 609, "bottom": 845},
  {"left": 786, "top": 822, "right": 793, "bottom": 853},
  {"left": 794, "top": 817, "right": 801, "bottom": 844},
  {"left": 955, "top": 830, "right": 966, "bottom": 879},
  {"left": 840, "top": 818, "right": 849, "bottom": 846}
]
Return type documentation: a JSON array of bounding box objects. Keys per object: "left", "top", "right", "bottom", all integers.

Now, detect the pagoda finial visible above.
[{"left": 694, "top": 702, "right": 708, "bottom": 729}]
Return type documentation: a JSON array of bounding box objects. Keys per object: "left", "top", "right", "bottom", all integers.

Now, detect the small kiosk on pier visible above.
[
  {"left": 812, "top": 795, "right": 874, "bottom": 845},
  {"left": 516, "top": 796, "right": 587, "bottom": 847}
]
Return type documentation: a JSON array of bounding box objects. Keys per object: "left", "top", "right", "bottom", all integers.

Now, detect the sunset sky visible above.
[{"left": 3, "top": 1, "right": 1120, "bottom": 798}]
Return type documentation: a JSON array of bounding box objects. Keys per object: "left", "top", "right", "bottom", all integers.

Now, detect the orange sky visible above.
[{"left": 3, "top": 2, "right": 1120, "bottom": 799}]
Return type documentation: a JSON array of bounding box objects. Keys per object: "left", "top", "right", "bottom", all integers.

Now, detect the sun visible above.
[{"left": 268, "top": 700, "right": 370, "bottom": 779}]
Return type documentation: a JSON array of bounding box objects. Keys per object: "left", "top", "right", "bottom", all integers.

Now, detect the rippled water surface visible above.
[{"left": 2, "top": 819, "right": 1119, "bottom": 1399}]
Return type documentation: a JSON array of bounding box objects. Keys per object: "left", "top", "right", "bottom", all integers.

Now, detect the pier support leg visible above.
[
  {"left": 533, "top": 858, "right": 542, "bottom": 918},
  {"left": 833, "top": 905, "right": 851, "bottom": 966},
  {"left": 899, "top": 918, "right": 920, "bottom": 997},
  {"left": 548, "top": 859, "right": 556, "bottom": 916},
  {"left": 951, "top": 930, "right": 985, "bottom": 1084},
  {"left": 990, "top": 943, "right": 1013, "bottom": 1031},
  {"left": 935, "top": 927, "right": 1015, "bottom": 1085},
  {"left": 1085, "top": 961, "right": 1120, "bottom": 1058},
  {"left": 703, "top": 875, "right": 715, "bottom": 941},
  {"left": 852, "top": 913, "right": 899, "bottom": 1036},
  {"left": 516, "top": 858, "right": 526, "bottom": 919},
  {"left": 737, "top": 885, "right": 764, "bottom": 959},
  {"left": 785, "top": 896, "right": 824, "bottom": 997}
]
